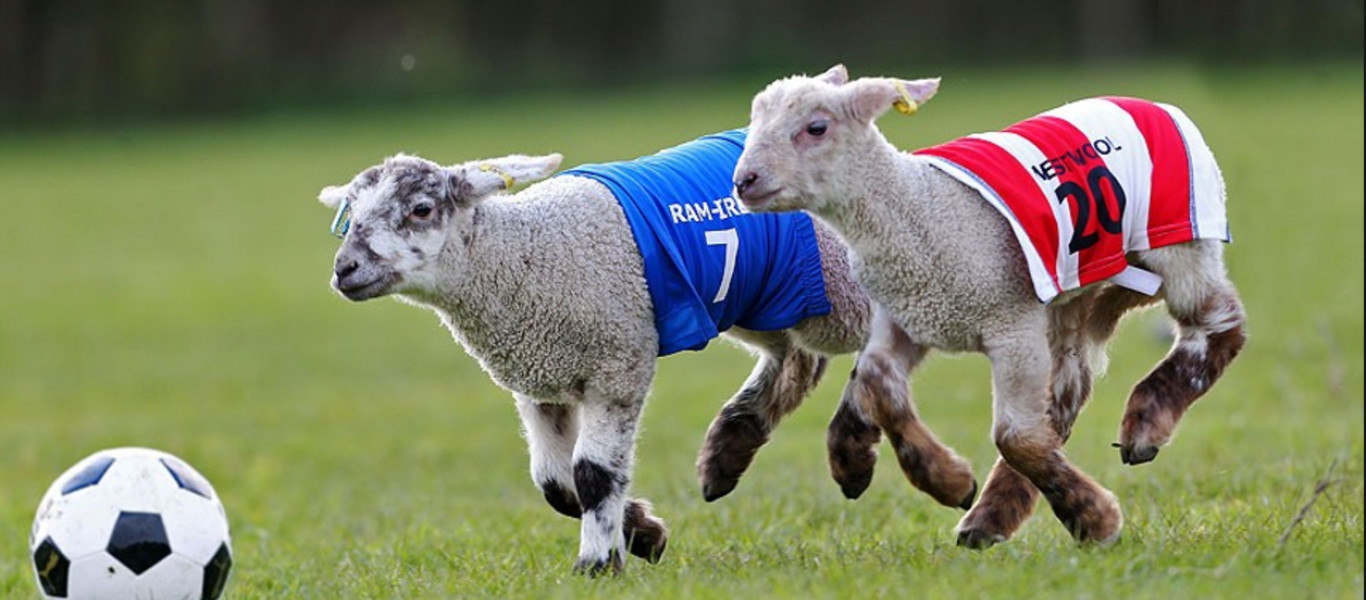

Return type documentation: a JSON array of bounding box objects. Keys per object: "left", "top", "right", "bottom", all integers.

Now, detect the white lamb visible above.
[
  {"left": 316, "top": 143, "right": 976, "bottom": 574},
  {"left": 734, "top": 65, "right": 1247, "bottom": 548}
]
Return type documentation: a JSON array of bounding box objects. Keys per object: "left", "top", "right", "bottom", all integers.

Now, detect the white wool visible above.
[
  {"left": 317, "top": 150, "right": 882, "bottom": 571},
  {"left": 737, "top": 66, "right": 1246, "bottom": 547}
]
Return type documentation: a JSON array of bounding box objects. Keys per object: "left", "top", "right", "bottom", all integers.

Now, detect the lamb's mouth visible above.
[
  {"left": 738, "top": 187, "right": 782, "bottom": 210},
  {"left": 335, "top": 273, "right": 399, "bottom": 301}
]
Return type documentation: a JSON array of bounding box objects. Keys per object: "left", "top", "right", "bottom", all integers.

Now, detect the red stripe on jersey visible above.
[
  {"left": 1103, "top": 96, "right": 1193, "bottom": 247},
  {"left": 918, "top": 137, "right": 1062, "bottom": 289},
  {"left": 1007, "top": 115, "right": 1128, "bottom": 286}
]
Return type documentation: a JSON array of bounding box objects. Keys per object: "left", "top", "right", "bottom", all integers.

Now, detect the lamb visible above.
[
  {"left": 315, "top": 133, "right": 977, "bottom": 574},
  {"left": 733, "top": 65, "right": 1247, "bottom": 548}
]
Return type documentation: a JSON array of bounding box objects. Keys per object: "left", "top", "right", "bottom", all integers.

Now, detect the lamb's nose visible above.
[
  {"left": 735, "top": 171, "right": 759, "bottom": 196},
  {"left": 334, "top": 258, "right": 359, "bottom": 280}
]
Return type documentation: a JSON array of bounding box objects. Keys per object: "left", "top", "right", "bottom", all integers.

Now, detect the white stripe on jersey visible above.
[
  {"left": 1045, "top": 99, "right": 1156, "bottom": 251},
  {"left": 1159, "top": 103, "right": 1228, "bottom": 241}
]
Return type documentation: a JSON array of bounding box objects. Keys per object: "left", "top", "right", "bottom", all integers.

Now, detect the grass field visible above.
[{"left": 0, "top": 62, "right": 1361, "bottom": 599}]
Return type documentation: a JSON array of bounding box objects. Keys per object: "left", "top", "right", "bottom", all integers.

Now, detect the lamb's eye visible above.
[
  {"left": 805, "top": 120, "right": 828, "bottom": 137},
  {"left": 411, "top": 204, "right": 433, "bottom": 219}
]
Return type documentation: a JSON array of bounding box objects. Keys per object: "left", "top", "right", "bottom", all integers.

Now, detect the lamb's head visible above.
[
  {"left": 733, "top": 64, "right": 939, "bottom": 214},
  {"left": 318, "top": 152, "right": 562, "bottom": 301}
]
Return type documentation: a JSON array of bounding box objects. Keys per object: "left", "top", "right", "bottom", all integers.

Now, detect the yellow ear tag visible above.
[
  {"left": 892, "top": 81, "right": 918, "bottom": 116},
  {"left": 480, "top": 164, "right": 515, "bottom": 189}
]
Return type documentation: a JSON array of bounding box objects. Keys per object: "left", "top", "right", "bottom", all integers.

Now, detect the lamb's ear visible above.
[
  {"left": 318, "top": 184, "right": 349, "bottom": 210},
  {"left": 319, "top": 165, "right": 381, "bottom": 209},
  {"left": 453, "top": 153, "right": 565, "bottom": 199},
  {"left": 815, "top": 64, "right": 849, "bottom": 86},
  {"left": 846, "top": 77, "right": 940, "bottom": 123}
]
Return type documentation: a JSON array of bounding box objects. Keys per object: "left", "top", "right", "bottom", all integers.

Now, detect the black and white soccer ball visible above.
[{"left": 30, "top": 447, "right": 233, "bottom": 600}]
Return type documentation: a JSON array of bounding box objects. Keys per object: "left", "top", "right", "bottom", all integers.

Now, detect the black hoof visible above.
[
  {"left": 1119, "top": 444, "right": 1159, "bottom": 465},
  {"left": 836, "top": 469, "right": 874, "bottom": 500},
  {"left": 624, "top": 510, "right": 669, "bottom": 564},
  {"left": 696, "top": 409, "right": 767, "bottom": 503},
  {"left": 701, "top": 477, "right": 738, "bottom": 503},
  {"left": 958, "top": 479, "right": 979, "bottom": 511},
  {"left": 628, "top": 532, "right": 667, "bottom": 564},
  {"left": 826, "top": 401, "right": 881, "bottom": 501}
]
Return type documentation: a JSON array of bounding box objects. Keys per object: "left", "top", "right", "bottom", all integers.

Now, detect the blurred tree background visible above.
[{"left": 0, "top": 0, "right": 1360, "bottom": 124}]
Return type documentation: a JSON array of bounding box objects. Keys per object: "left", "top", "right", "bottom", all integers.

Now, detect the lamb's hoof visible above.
[
  {"left": 1118, "top": 443, "right": 1159, "bottom": 465},
  {"left": 958, "top": 479, "right": 979, "bottom": 511},
  {"left": 826, "top": 403, "right": 881, "bottom": 500},
  {"left": 701, "top": 477, "right": 738, "bottom": 503},
  {"left": 1059, "top": 488, "right": 1124, "bottom": 546},
  {"left": 1118, "top": 404, "right": 1175, "bottom": 466},
  {"left": 835, "top": 469, "right": 875, "bottom": 500},
  {"left": 624, "top": 508, "right": 669, "bottom": 563},
  {"left": 572, "top": 551, "right": 623, "bottom": 577},
  {"left": 697, "top": 411, "right": 767, "bottom": 502},
  {"left": 828, "top": 435, "right": 877, "bottom": 499},
  {"left": 955, "top": 527, "right": 1006, "bottom": 550},
  {"left": 628, "top": 532, "right": 667, "bottom": 564},
  {"left": 1066, "top": 517, "right": 1123, "bottom": 547}
]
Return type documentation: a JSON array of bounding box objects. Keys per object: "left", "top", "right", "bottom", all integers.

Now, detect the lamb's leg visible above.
[
  {"left": 844, "top": 307, "right": 976, "bottom": 508},
  {"left": 956, "top": 298, "right": 1102, "bottom": 548},
  {"left": 697, "top": 330, "right": 826, "bottom": 501},
  {"left": 571, "top": 390, "right": 648, "bottom": 576},
  {"left": 953, "top": 462, "right": 1036, "bottom": 549},
  {"left": 516, "top": 396, "right": 666, "bottom": 565},
  {"left": 985, "top": 331, "right": 1122, "bottom": 546},
  {"left": 826, "top": 368, "right": 884, "bottom": 499},
  {"left": 1119, "top": 242, "right": 1247, "bottom": 464},
  {"left": 516, "top": 397, "right": 582, "bottom": 518},
  {"left": 1086, "top": 283, "right": 1163, "bottom": 348}
]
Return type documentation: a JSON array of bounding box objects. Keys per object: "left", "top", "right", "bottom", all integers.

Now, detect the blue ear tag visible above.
[{"left": 330, "top": 198, "right": 352, "bottom": 239}]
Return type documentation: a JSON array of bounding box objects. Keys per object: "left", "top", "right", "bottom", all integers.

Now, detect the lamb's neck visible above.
[
  {"left": 408, "top": 201, "right": 536, "bottom": 329},
  {"left": 816, "top": 136, "right": 939, "bottom": 255}
]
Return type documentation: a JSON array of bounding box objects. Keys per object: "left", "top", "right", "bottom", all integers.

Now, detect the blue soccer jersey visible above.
[{"left": 561, "top": 130, "right": 832, "bottom": 356}]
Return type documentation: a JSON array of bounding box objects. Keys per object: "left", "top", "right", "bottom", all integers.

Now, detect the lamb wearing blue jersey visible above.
[
  {"left": 316, "top": 130, "right": 976, "bottom": 575},
  {"left": 561, "top": 130, "right": 833, "bottom": 356}
]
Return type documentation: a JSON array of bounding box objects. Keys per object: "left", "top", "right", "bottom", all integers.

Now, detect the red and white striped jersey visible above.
[{"left": 915, "top": 96, "right": 1228, "bottom": 303}]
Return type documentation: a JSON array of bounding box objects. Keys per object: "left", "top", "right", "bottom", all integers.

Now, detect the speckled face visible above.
[{"left": 328, "top": 155, "right": 466, "bottom": 301}]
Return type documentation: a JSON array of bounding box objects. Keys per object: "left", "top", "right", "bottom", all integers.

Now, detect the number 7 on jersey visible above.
[{"left": 705, "top": 228, "right": 739, "bottom": 303}]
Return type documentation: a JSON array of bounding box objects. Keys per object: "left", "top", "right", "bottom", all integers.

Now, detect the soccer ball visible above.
[{"left": 29, "top": 447, "right": 233, "bottom": 600}]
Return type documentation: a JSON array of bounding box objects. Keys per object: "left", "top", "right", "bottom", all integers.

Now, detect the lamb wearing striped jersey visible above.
[
  {"left": 316, "top": 143, "right": 979, "bottom": 575},
  {"left": 734, "top": 65, "right": 1247, "bottom": 548}
]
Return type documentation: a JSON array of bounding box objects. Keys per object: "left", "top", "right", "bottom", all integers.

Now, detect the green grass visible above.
[{"left": 0, "top": 62, "right": 1361, "bottom": 599}]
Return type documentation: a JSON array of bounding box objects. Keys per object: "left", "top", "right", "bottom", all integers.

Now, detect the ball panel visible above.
[
  {"left": 158, "top": 457, "right": 215, "bottom": 500},
  {"left": 32, "top": 450, "right": 121, "bottom": 552},
  {"left": 32, "top": 537, "right": 70, "bottom": 598},
  {"left": 107, "top": 512, "right": 171, "bottom": 575},
  {"left": 68, "top": 552, "right": 203, "bottom": 600},
  {"left": 163, "top": 490, "right": 231, "bottom": 565},
  {"left": 201, "top": 543, "right": 232, "bottom": 600},
  {"left": 34, "top": 494, "right": 122, "bottom": 562},
  {"left": 61, "top": 456, "right": 116, "bottom": 495},
  {"left": 93, "top": 455, "right": 183, "bottom": 514}
]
